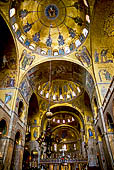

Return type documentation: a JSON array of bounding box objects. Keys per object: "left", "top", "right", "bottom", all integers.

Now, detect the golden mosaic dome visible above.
[
  {"left": 9, "top": 0, "right": 90, "bottom": 56},
  {"left": 38, "top": 80, "right": 82, "bottom": 102}
]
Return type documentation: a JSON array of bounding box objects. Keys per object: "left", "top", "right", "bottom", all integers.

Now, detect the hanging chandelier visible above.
[{"left": 46, "top": 61, "right": 53, "bottom": 120}]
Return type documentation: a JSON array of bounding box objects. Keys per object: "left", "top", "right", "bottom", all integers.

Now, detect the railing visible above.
[{"left": 40, "top": 158, "right": 88, "bottom": 164}]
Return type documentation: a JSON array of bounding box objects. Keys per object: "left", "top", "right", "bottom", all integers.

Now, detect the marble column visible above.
[
  {"left": 97, "top": 141, "right": 107, "bottom": 170},
  {"left": 107, "top": 132, "right": 114, "bottom": 160},
  {"left": 11, "top": 144, "right": 24, "bottom": 170},
  {"left": 99, "top": 107, "right": 114, "bottom": 169},
  {"left": 88, "top": 138, "right": 98, "bottom": 167}
]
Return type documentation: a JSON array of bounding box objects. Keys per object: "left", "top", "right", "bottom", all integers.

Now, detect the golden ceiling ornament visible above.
[
  {"left": 46, "top": 111, "right": 53, "bottom": 119},
  {"left": 9, "top": 0, "right": 90, "bottom": 57}
]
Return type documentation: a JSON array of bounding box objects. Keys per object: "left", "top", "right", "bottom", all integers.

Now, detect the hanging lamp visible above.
[{"left": 46, "top": 61, "right": 53, "bottom": 120}]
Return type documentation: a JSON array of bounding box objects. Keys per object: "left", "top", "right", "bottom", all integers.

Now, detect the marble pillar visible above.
[
  {"left": 97, "top": 141, "right": 107, "bottom": 170},
  {"left": 10, "top": 144, "right": 24, "bottom": 170}
]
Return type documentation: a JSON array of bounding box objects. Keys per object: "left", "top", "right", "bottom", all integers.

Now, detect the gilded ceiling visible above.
[
  {"left": 9, "top": 0, "right": 90, "bottom": 56},
  {"left": 27, "top": 60, "right": 85, "bottom": 87},
  {"left": 52, "top": 128, "right": 78, "bottom": 143},
  {"left": 27, "top": 60, "right": 94, "bottom": 101},
  {"left": 0, "top": 0, "right": 114, "bottom": 161},
  {"left": 50, "top": 113, "right": 80, "bottom": 131},
  {"left": 42, "top": 105, "right": 84, "bottom": 128},
  {"left": 38, "top": 80, "right": 82, "bottom": 103}
]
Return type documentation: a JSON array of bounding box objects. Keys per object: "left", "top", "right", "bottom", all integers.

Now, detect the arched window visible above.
[
  {"left": 0, "top": 119, "right": 7, "bottom": 136},
  {"left": 107, "top": 113, "right": 114, "bottom": 130},
  {"left": 18, "top": 101, "right": 24, "bottom": 117},
  {"left": 15, "top": 131, "right": 21, "bottom": 145},
  {"left": 28, "top": 93, "right": 39, "bottom": 115},
  {"left": 94, "top": 97, "right": 98, "bottom": 117},
  {"left": 97, "top": 127, "right": 102, "bottom": 142}
]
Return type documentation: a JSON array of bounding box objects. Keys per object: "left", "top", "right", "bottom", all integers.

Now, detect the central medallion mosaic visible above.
[{"left": 45, "top": 4, "right": 59, "bottom": 20}]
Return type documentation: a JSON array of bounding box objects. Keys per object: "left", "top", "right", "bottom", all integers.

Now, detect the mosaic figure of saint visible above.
[
  {"left": 5, "top": 92, "right": 12, "bottom": 104},
  {"left": 101, "top": 49, "right": 108, "bottom": 63},
  {"left": 94, "top": 50, "right": 99, "bottom": 63},
  {"left": 81, "top": 46, "right": 91, "bottom": 66},
  {"left": 98, "top": 69, "right": 112, "bottom": 82},
  {"left": 104, "top": 70, "right": 112, "bottom": 81},
  {"left": 88, "top": 128, "right": 93, "bottom": 137},
  {"left": 6, "top": 76, "right": 15, "bottom": 87},
  {"left": 21, "top": 50, "right": 35, "bottom": 69}
]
